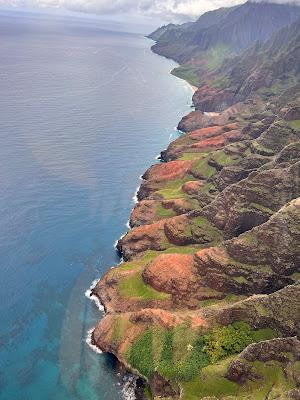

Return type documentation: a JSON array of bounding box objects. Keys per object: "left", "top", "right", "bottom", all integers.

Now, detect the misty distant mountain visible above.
[{"left": 149, "top": 1, "right": 300, "bottom": 64}]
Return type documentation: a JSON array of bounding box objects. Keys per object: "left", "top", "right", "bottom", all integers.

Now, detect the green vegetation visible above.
[
  {"left": 126, "top": 322, "right": 276, "bottom": 384},
  {"left": 289, "top": 119, "right": 300, "bottom": 131},
  {"left": 189, "top": 215, "right": 223, "bottom": 244},
  {"left": 108, "top": 251, "right": 159, "bottom": 278},
  {"left": 259, "top": 78, "right": 296, "bottom": 101},
  {"left": 118, "top": 271, "right": 170, "bottom": 301},
  {"left": 144, "top": 386, "right": 152, "bottom": 400},
  {"left": 198, "top": 294, "right": 247, "bottom": 308},
  {"left": 203, "top": 322, "right": 253, "bottom": 363},
  {"left": 212, "top": 75, "right": 230, "bottom": 89},
  {"left": 182, "top": 357, "right": 296, "bottom": 399},
  {"left": 182, "top": 358, "right": 239, "bottom": 399},
  {"left": 244, "top": 360, "right": 295, "bottom": 398},
  {"left": 206, "top": 45, "right": 231, "bottom": 71},
  {"left": 191, "top": 155, "right": 216, "bottom": 178},
  {"left": 200, "top": 182, "right": 217, "bottom": 194},
  {"left": 251, "top": 142, "right": 275, "bottom": 156},
  {"left": 112, "top": 315, "right": 132, "bottom": 344},
  {"left": 163, "top": 245, "right": 202, "bottom": 255},
  {"left": 233, "top": 276, "right": 248, "bottom": 284},
  {"left": 212, "top": 149, "right": 241, "bottom": 166},
  {"left": 179, "top": 152, "right": 204, "bottom": 160},
  {"left": 127, "top": 325, "right": 209, "bottom": 381},
  {"left": 128, "top": 329, "right": 154, "bottom": 378},
  {"left": 156, "top": 203, "right": 176, "bottom": 218},
  {"left": 249, "top": 202, "right": 274, "bottom": 214},
  {"left": 157, "top": 331, "right": 210, "bottom": 381},
  {"left": 158, "top": 175, "right": 196, "bottom": 199},
  {"left": 171, "top": 64, "right": 203, "bottom": 87},
  {"left": 251, "top": 328, "right": 276, "bottom": 342}
]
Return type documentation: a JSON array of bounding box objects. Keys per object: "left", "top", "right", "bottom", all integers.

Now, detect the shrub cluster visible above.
[
  {"left": 127, "top": 322, "right": 263, "bottom": 381},
  {"left": 203, "top": 322, "right": 253, "bottom": 363},
  {"left": 127, "top": 329, "right": 154, "bottom": 378}
]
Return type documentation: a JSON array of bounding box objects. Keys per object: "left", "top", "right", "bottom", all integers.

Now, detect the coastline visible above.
[
  {"left": 87, "top": 42, "right": 197, "bottom": 398},
  {"left": 87, "top": 32, "right": 300, "bottom": 400}
]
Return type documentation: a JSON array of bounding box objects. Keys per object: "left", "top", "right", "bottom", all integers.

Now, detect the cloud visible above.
[
  {"left": 0, "top": 0, "right": 246, "bottom": 21},
  {"left": 1, "top": 0, "right": 299, "bottom": 21}
]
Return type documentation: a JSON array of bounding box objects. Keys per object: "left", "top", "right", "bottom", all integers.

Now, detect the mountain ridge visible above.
[
  {"left": 149, "top": 1, "right": 300, "bottom": 64},
  {"left": 91, "top": 3, "right": 300, "bottom": 399}
]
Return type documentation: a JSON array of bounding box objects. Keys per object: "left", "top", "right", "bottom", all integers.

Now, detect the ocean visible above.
[{"left": 0, "top": 11, "right": 192, "bottom": 400}]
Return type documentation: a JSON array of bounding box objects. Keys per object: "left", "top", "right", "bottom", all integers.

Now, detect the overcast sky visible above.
[
  {"left": 0, "top": 0, "right": 297, "bottom": 26},
  {"left": 0, "top": 0, "right": 248, "bottom": 23}
]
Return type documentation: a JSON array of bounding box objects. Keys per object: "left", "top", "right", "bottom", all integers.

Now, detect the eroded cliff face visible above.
[
  {"left": 88, "top": 12, "right": 300, "bottom": 397},
  {"left": 89, "top": 92, "right": 300, "bottom": 399}
]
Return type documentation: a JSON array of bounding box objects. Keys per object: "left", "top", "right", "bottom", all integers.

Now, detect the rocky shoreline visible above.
[
  {"left": 88, "top": 11, "right": 300, "bottom": 399},
  {"left": 89, "top": 89, "right": 300, "bottom": 398}
]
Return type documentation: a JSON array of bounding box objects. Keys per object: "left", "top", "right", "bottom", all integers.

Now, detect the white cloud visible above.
[
  {"left": 0, "top": 0, "right": 246, "bottom": 21},
  {"left": 0, "top": 0, "right": 299, "bottom": 21}
]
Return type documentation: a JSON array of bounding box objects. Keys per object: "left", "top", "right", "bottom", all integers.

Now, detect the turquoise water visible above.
[{"left": 0, "top": 11, "right": 192, "bottom": 400}]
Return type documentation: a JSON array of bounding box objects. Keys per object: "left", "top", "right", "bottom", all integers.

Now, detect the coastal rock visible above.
[
  {"left": 182, "top": 180, "right": 204, "bottom": 195},
  {"left": 150, "top": 372, "right": 180, "bottom": 399},
  {"left": 92, "top": 262, "right": 173, "bottom": 313},
  {"left": 226, "top": 337, "right": 300, "bottom": 384},
  {"left": 130, "top": 200, "right": 160, "bottom": 227},
  {"left": 225, "top": 197, "right": 300, "bottom": 274},
  {"left": 253, "top": 118, "right": 300, "bottom": 154},
  {"left": 212, "top": 283, "right": 300, "bottom": 336},
  {"left": 196, "top": 199, "right": 300, "bottom": 295},
  {"left": 178, "top": 97, "right": 258, "bottom": 131},
  {"left": 283, "top": 105, "right": 300, "bottom": 121},
  {"left": 142, "top": 253, "right": 197, "bottom": 295},
  {"left": 142, "top": 159, "right": 194, "bottom": 182},
  {"left": 137, "top": 159, "right": 194, "bottom": 200},
  {"left": 162, "top": 123, "right": 251, "bottom": 162},
  {"left": 117, "top": 219, "right": 168, "bottom": 261},
  {"left": 164, "top": 214, "right": 196, "bottom": 246},
  {"left": 205, "top": 161, "right": 300, "bottom": 238}
]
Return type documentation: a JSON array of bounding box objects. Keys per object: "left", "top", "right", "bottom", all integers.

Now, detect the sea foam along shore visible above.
[
  {"left": 85, "top": 56, "right": 197, "bottom": 397},
  {"left": 85, "top": 279, "right": 104, "bottom": 311},
  {"left": 86, "top": 328, "right": 103, "bottom": 354}
]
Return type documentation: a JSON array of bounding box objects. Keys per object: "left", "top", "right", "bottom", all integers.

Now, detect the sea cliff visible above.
[{"left": 89, "top": 5, "right": 300, "bottom": 399}]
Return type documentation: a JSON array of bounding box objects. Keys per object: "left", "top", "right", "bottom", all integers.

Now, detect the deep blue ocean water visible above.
[{"left": 0, "top": 11, "right": 192, "bottom": 400}]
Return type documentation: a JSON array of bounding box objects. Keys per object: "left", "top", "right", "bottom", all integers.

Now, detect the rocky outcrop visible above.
[
  {"left": 226, "top": 337, "right": 300, "bottom": 386},
  {"left": 205, "top": 161, "right": 300, "bottom": 238},
  {"left": 211, "top": 283, "right": 300, "bottom": 336}
]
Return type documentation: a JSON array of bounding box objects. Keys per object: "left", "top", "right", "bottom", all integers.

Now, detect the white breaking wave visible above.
[
  {"left": 122, "top": 375, "right": 137, "bottom": 400},
  {"left": 85, "top": 279, "right": 105, "bottom": 311},
  {"left": 132, "top": 186, "right": 140, "bottom": 204},
  {"left": 86, "top": 328, "right": 103, "bottom": 354},
  {"left": 114, "top": 231, "right": 127, "bottom": 249}
]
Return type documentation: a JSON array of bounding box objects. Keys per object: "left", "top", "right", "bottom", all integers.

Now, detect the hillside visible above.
[
  {"left": 191, "top": 17, "right": 300, "bottom": 112},
  {"left": 91, "top": 3, "right": 300, "bottom": 399},
  {"left": 149, "top": 1, "right": 300, "bottom": 88}
]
